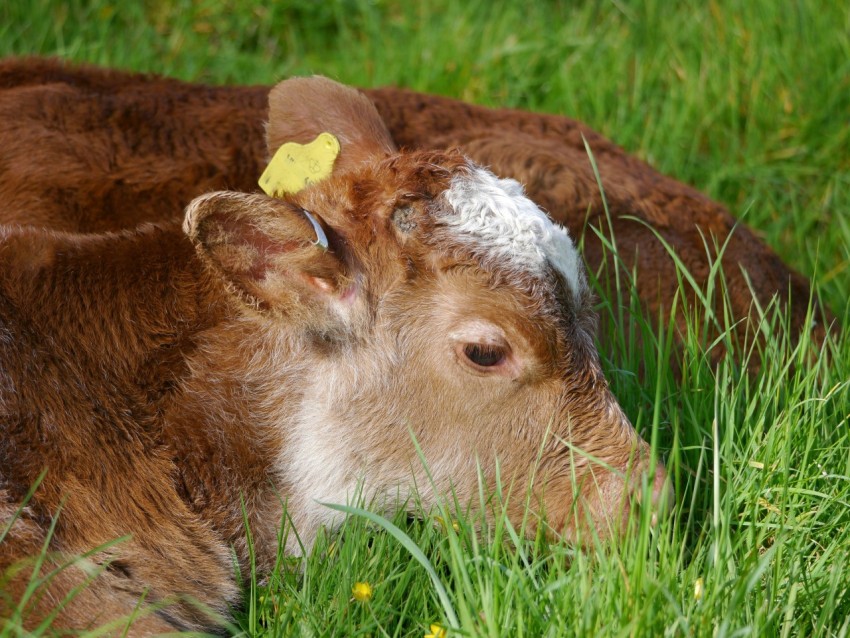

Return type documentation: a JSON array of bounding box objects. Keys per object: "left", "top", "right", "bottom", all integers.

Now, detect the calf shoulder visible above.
[{"left": 0, "top": 223, "right": 246, "bottom": 629}]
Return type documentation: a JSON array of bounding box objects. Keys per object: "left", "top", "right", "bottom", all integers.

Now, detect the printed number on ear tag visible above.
[{"left": 259, "top": 132, "right": 341, "bottom": 197}]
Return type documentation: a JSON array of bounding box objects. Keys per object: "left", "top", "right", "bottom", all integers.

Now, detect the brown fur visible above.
[
  {"left": 0, "top": 57, "right": 833, "bottom": 351},
  {"left": 1, "top": 74, "right": 665, "bottom": 633}
]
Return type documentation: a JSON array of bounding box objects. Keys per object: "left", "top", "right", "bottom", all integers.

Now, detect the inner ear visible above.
[
  {"left": 266, "top": 76, "right": 397, "bottom": 174},
  {"left": 184, "top": 191, "right": 352, "bottom": 318}
]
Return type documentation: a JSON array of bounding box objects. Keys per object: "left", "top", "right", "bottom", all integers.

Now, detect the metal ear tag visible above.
[{"left": 300, "top": 208, "right": 329, "bottom": 251}]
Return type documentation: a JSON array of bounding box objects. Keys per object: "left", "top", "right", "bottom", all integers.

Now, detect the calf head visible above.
[{"left": 185, "top": 76, "right": 670, "bottom": 547}]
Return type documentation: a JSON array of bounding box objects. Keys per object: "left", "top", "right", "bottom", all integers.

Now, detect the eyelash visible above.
[{"left": 462, "top": 343, "right": 507, "bottom": 368}]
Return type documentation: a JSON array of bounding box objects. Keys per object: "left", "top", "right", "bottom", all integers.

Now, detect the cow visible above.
[
  {"left": 0, "top": 76, "right": 669, "bottom": 633},
  {"left": 0, "top": 57, "right": 833, "bottom": 355}
]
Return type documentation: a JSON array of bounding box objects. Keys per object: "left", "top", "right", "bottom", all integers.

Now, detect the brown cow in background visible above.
[{"left": 0, "top": 57, "right": 832, "bottom": 349}]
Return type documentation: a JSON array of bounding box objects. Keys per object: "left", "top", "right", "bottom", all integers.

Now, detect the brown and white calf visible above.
[{"left": 0, "top": 77, "right": 668, "bottom": 633}]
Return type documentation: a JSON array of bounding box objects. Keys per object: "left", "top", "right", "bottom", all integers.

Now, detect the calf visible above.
[
  {"left": 0, "top": 77, "right": 667, "bottom": 633},
  {"left": 0, "top": 57, "right": 832, "bottom": 351}
]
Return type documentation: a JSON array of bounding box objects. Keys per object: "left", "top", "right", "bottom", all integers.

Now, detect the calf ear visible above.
[
  {"left": 266, "top": 76, "right": 397, "bottom": 174},
  {"left": 184, "top": 191, "right": 354, "bottom": 325}
]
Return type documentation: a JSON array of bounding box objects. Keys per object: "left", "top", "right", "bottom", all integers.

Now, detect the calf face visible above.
[{"left": 184, "top": 76, "right": 669, "bottom": 546}]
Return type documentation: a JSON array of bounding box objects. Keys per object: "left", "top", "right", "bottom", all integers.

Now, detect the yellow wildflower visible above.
[
  {"left": 425, "top": 623, "right": 447, "bottom": 638},
  {"left": 434, "top": 516, "right": 460, "bottom": 532},
  {"left": 694, "top": 577, "right": 704, "bottom": 601},
  {"left": 352, "top": 581, "right": 373, "bottom": 602}
]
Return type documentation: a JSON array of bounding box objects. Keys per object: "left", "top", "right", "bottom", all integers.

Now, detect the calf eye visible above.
[{"left": 463, "top": 344, "right": 507, "bottom": 368}]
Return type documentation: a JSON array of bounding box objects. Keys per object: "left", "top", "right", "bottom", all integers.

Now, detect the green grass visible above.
[{"left": 1, "top": 0, "right": 849, "bottom": 636}]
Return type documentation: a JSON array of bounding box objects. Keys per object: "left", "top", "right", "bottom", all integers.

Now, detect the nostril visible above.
[
  {"left": 648, "top": 465, "right": 674, "bottom": 526},
  {"left": 633, "top": 463, "right": 674, "bottom": 527}
]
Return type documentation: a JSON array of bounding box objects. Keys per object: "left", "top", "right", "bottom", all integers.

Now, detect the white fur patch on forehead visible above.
[{"left": 442, "top": 165, "right": 585, "bottom": 298}]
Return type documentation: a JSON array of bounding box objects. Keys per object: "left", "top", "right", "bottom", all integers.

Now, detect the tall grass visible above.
[{"left": 1, "top": 0, "right": 848, "bottom": 636}]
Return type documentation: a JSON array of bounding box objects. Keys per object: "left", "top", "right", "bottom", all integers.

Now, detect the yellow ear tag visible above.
[{"left": 259, "top": 132, "right": 341, "bottom": 197}]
